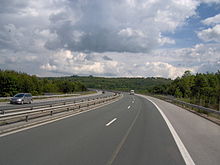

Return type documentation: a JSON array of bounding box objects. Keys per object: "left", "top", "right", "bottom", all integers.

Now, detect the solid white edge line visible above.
[
  {"left": 106, "top": 118, "right": 117, "bottom": 126},
  {"left": 139, "top": 95, "right": 195, "bottom": 165}
]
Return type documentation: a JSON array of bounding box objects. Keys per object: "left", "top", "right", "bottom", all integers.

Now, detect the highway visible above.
[{"left": 0, "top": 94, "right": 219, "bottom": 165}]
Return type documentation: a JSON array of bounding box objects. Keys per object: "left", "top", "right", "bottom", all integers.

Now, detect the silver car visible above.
[{"left": 10, "top": 93, "right": 33, "bottom": 104}]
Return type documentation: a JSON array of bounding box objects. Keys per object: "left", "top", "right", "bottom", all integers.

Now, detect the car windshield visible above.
[{"left": 14, "top": 94, "right": 24, "bottom": 97}]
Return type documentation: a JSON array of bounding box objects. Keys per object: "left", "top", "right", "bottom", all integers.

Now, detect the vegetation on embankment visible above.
[
  {"left": 150, "top": 71, "right": 220, "bottom": 110},
  {"left": 0, "top": 70, "right": 87, "bottom": 97}
]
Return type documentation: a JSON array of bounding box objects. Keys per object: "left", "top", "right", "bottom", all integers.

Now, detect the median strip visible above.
[{"left": 106, "top": 118, "right": 117, "bottom": 126}]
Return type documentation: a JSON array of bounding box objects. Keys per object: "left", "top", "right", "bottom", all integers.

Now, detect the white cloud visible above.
[
  {"left": 40, "top": 49, "right": 121, "bottom": 76},
  {"left": 19, "top": 7, "right": 39, "bottom": 17},
  {"left": 44, "top": 0, "right": 200, "bottom": 53},
  {"left": 154, "top": 0, "right": 198, "bottom": 32},
  {"left": 202, "top": 14, "right": 220, "bottom": 25},
  {"left": 0, "top": 0, "right": 200, "bottom": 54},
  {"left": 158, "top": 33, "right": 175, "bottom": 45},
  {"left": 40, "top": 63, "right": 57, "bottom": 71},
  {"left": 0, "top": 0, "right": 220, "bottom": 78},
  {"left": 199, "top": 13, "right": 220, "bottom": 43},
  {"left": 118, "top": 28, "right": 145, "bottom": 38},
  {"left": 197, "top": 24, "right": 220, "bottom": 42},
  {"left": 150, "top": 43, "right": 220, "bottom": 74},
  {"left": 144, "top": 62, "right": 194, "bottom": 79}
]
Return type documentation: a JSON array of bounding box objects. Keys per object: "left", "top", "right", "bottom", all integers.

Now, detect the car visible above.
[
  {"left": 10, "top": 93, "right": 33, "bottom": 104},
  {"left": 130, "top": 90, "right": 135, "bottom": 95}
]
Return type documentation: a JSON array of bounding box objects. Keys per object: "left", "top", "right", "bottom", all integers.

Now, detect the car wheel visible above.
[
  {"left": 29, "top": 100, "right": 32, "bottom": 104},
  {"left": 21, "top": 101, "right": 24, "bottom": 105}
]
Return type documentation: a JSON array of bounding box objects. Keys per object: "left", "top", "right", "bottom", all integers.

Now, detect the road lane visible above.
[
  {"left": 111, "top": 96, "right": 185, "bottom": 165},
  {"left": 144, "top": 95, "right": 220, "bottom": 165},
  {"left": 0, "top": 94, "right": 186, "bottom": 165}
]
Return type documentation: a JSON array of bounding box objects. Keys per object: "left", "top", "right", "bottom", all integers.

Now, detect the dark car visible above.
[{"left": 10, "top": 93, "right": 33, "bottom": 104}]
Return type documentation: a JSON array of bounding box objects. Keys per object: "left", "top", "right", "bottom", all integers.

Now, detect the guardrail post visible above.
[
  {"left": 50, "top": 111, "right": 53, "bottom": 116},
  {"left": 63, "top": 102, "right": 66, "bottom": 105},
  {"left": 2, "top": 110, "right": 5, "bottom": 115},
  {"left": 26, "top": 115, "right": 28, "bottom": 122}
]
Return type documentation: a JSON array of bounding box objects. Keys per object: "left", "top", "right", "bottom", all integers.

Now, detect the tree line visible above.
[
  {"left": 150, "top": 71, "right": 220, "bottom": 110},
  {"left": 0, "top": 70, "right": 87, "bottom": 97},
  {"left": 52, "top": 75, "right": 172, "bottom": 93}
]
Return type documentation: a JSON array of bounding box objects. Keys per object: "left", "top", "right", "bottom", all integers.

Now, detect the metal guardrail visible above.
[
  {"left": 0, "top": 94, "right": 121, "bottom": 125},
  {"left": 154, "top": 95, "right": 220, "bottom": 115},
  {"left": 0, "top": 97, "right": 93, "bottom": 114},
  {"left": 172, "top": 99, "right": 220, "bottom": 115},
  {"left": 0, "top": 93, "right": 81, "bottom": 100}
]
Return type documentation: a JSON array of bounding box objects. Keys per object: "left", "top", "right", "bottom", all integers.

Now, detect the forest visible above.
[
  {"left": 150, "top": 71, "right": 220, "bottom": 110},
  {"left": 47, "top": 75, "right": 172, "bottom": 93},
  {"left": 0, "top": 70, "right": 87, "bottom": 97}
]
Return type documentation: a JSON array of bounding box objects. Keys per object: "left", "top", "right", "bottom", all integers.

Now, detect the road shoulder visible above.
[{"left": 139, "top": 94, "right": 220, "bottom": 165}]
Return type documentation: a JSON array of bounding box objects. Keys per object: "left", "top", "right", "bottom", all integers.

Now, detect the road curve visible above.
[{"left": 0, "top": 94, "right": 189, "bottom": 164}]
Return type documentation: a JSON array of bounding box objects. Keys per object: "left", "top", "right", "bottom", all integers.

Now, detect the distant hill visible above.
[{"left": 46, "top": 76, "right": 172, "bottom": 93}]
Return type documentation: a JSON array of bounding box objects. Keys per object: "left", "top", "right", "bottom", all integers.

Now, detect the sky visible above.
[{"left": 0, "top": 0, "right": 220, "bottom": 79}]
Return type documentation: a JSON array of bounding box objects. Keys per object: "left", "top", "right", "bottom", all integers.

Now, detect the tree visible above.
[
  {"left": 0, "top": 70, "right": 87, "bottom": 96},
  {"left": 191, "top": 74, "right": 208, "bottom": 100},
  {"left": 174, "top": 87, "right": 183, "bottom": 98}
]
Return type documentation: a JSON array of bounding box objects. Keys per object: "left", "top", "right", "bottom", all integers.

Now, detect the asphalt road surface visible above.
[{"left": 0, "top": 94, "right": 219, "bottom": 165}]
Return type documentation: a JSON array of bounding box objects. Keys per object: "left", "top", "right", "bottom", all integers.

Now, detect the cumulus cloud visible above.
[
  {"left": 0, "top": 0, "right": 220, "bottom": 78},
  {"left": 0, "top": 0, "right": 200, "bottom": 54},
  {"left": 198, "top": 13, "right": 220, "bottom": 43},
  {"left": 40, "top": 63, "right": 57, "bottom": 71},
  {"left": 40, "top": 49, "right": 121, "bottom": 76},
  {"left": 198, "top": 24, "right": 220, "bottom": 42},
  {"left": 202, "top": 14, "right": 220, "bottom": 25},
  {"left": 151, "top": 43, "right": 220, "bottom": 73},
  {"left": 44, "top": 0, "right": 199, "bottom": 53},
  {"left": 144, "top": 62, "right": 194, "bottom": 79},
  {"left": 158, "top": 33, "right": 176, "bottom": 46}
]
